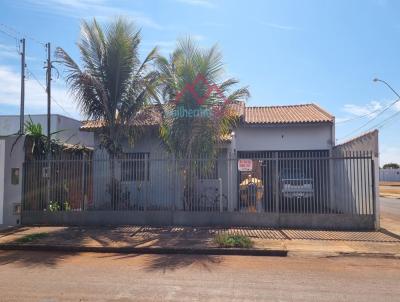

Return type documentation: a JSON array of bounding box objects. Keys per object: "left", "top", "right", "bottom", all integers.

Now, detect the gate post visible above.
[
  {"left": 372, "top": 157, "right": 380, "bottom": 229},
  {"left": 274, "top": 152, "right": 279, "bottom": 216}
]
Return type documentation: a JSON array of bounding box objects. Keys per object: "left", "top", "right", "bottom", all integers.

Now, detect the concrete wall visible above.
[
  {"left": 0, "top": 136, "right": 25, "bottom": 226},
  {"left": 22, "top": 211, "right": 375, "bottom": 230},
  {"left": 333, "top": 130, "right": 379, "bottom": 228},
  {"left": 233, "top": 123, "right": 334, "bottom": 152},
  {"left": 0, "top": 140, "right": 4, "bottom": 224},
  {"left": 0, "top": 114, "right": 94, "bottom": 147},
  {"left": 380, "top": 169, "right": 400, "bottom": 182}
]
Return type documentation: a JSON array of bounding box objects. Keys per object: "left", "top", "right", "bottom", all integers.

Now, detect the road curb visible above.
[{"left": 0, "top": 244, "right": 288, "bottom": 257}]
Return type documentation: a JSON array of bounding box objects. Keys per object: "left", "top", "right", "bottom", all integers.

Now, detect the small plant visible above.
[
  {"left": 214, "top": 233, "right": 253, "bottom": 248},
  {"left": 63, "top": 201, "right": 71, "bottom": 211},
  {"left": 16, "top": 232, "right": 48, "bottom": 243},
  {"left": 48, "top": 201, "right": 71, "bottom": 212},
  {"left": 48, "top": 201, "right": 61, "bottom": 212}
]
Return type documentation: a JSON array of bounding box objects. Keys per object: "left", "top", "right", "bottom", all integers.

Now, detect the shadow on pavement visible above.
[
  {"left": 144, "top": 254, "right": 223, "bottom": 272},
  {"left": 0, "top": 250, "right": 76, "bottom": 267}
]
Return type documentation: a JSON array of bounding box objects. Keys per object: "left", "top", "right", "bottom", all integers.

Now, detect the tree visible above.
[
  {"left": 56, "top": 17, "right": 158, "bottom": 155},
  {"left": 156, "top": 38, "right": 250, "bottom": 209},
  {"left": 56, "top": 18, "right": 158, "bottom": 209},
  {"left": 156, "top": 38, "right": 250, "bottom": 159},
  {"left": 383, "top": 163, "right": 400, "bottom": 169}
]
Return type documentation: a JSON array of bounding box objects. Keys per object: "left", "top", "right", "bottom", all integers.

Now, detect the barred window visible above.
[{"left": 120, "top": 153, "right": 150, "bottom": 181}]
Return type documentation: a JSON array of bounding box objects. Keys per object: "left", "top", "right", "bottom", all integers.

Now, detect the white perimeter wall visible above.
[{"left": 0, "top": 140, "right": 5, "bottom": 224}]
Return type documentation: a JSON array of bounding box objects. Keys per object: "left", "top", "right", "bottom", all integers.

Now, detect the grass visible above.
[
  {"left": 15, "top": 232, "right": 49, "bottom": 243},
  {"left": 214, "top": 233, "right": 253, "bottom": 248}
]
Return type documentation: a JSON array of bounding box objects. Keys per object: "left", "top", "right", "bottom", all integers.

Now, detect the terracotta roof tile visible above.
[
  {"left": 81, "top": 106, "right": 162, "bottom": 131},
  {"left": 81, "top": 103, "right": 334, "bottom": 130},
  {"left": 244, "top": 104, "right": 333, "bottom": 124}
]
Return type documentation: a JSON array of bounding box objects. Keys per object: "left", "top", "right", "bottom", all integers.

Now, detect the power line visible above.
[
  {"left": 0, "top": 27, "right": 19, "bottom": 41},
  {"left": 365, "top": 110, "right": 400, "bottom": 132},
  {"left": 26, "top": 66, "right": 75, "bottom": 118},
  {"left": 336, "top": 107, "right": 381, "bottom": 124},
  {"left": 339, "top": 97, "right": 400, "bottom": 140},
  {"left": 0, "top": 23, "right": 46, "bottom": 47}
]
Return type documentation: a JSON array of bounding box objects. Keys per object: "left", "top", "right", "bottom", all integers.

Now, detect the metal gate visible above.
[{"left": 21, "top": 151, "right": 377, "bottom": 229}]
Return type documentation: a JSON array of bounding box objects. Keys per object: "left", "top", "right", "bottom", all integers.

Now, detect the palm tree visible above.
[
  {"left": 56, "top": 17, "right": 158, "bottom": 155},
  {"left": 156, "top": 38, "right": 250, "bottom": 209},
  {"left": 56, "top": 17, "right": 158, "bottom": 209},
  {"left": 156, "top": 38, "right": 250, "bottom": 159}
]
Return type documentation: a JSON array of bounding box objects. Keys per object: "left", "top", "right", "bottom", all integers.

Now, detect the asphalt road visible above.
[
  {"left": 380, "top": 197, "right": 400, "bottom": 235},
  {"left": 380, "top": 197, "right": 400, "bottom": 221},
  {"left": 0, "top": 251, "right": 399, "bottom": 302}
]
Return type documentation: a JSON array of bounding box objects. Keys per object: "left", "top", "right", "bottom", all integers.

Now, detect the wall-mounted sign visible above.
[{"left": 238, "top": 159, "right": 253, "bottom": 172}]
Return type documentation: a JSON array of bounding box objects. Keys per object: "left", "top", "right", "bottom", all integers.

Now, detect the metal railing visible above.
[{"left": 22, "top": 152, "right": 376, "bottom": 217}]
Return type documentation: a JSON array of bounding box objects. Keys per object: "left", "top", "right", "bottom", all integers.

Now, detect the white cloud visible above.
[
  {"left": 192, "top": 34, "right": 205, "bottom": 41},
  {"left": 342, "top": 101, "right": 383, "bottom": 117},
  {"left": 394, "top": 101, "right": 400, "bottom": 111},
  {"left": 0, "top": 44, "right": 20, "bottom": 60},
  {"left": 259, "top": 22, "right": 299, "bottom": 31},
  {"left": 0, "top": 65, "right": 81, "bottom": 119},
  {"left": 24, "top": 0, "right": 163, "bottom": 30},
  {"left": 175, "top": 0, "right": 216, "bottom": 8}
]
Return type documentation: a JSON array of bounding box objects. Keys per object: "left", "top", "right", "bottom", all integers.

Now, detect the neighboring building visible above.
[
  {"left": 0, "top": 114, "right": 93, "bottom": 227},
  {"left": 0, "top": 114, "right": 94, "bottom": 147},
  {"left": 380, "top": 169, "right": 400, "bottom": 182}
]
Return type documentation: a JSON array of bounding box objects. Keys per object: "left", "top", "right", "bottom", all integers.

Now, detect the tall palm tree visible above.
[
  {"left": 157, "top": 38, "right": 250, "bottom": 159},
  {"left": 56, "top": 18, "right": 158, "bottom": 209},
  {"left": 156, "top": 38, "right": 250, "bottom": 209},
  {"left": 56, "top": 17, "right": 158, "bottom": 155}
]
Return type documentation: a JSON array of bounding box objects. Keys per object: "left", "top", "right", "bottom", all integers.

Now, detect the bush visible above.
[
  {"left": 16, "top": 232, "right": 48, "bottom": 243},
  {"left": 214, "top": 233, "right": 253, "bottom": 248}
]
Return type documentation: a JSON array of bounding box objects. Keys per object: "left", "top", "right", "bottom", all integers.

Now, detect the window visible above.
[{"left": 120, "top": 153, "right": 150, "bottom": 181}]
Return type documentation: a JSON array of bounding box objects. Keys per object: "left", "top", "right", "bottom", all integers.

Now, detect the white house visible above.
[
  {"left": 18, "top": 103, "right": 379, "bottom": 229},
  {"left": 81, "top": 103, "right": 337, "bottom": 213}
]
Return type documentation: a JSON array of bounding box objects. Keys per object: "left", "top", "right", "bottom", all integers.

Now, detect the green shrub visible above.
[
  {"left": 214, "top": 233, "right": 253, "bottom": 248},
  {"left": 16, "top": 232, "right": 48, "bottom": 243}
]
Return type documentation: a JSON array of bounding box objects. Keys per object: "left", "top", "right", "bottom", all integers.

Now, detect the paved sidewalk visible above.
[{"left": 0, "top": 225, "right": 399, "bottom": 257}]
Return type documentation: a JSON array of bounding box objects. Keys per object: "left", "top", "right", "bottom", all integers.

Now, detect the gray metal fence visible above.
[{"left": 21, "top": 151, "right": 377, "bottom": 228}]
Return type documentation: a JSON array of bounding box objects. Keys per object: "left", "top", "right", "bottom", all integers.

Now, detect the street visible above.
[
  {"left": 0, "top": 197, "right": 399, "bottom": 302},
  {"left": 380, "top": 197, "right": 400, "bottom": 235},
  {"left": 0, "top": 251, "right": 399, "bottom": 302}
]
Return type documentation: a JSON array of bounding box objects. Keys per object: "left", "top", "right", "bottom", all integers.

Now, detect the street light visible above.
[{"left": 373, "top": 78, "right": 400, "bottom": 98}]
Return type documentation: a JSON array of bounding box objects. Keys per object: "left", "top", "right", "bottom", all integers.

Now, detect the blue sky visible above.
[{"left": 0, "top": 0, "right": 399, "bottom": 164}]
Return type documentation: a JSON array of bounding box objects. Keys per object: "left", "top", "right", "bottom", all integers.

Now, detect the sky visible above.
[{"left": 0, "top": 0, "right": 399, "bottom": 164}]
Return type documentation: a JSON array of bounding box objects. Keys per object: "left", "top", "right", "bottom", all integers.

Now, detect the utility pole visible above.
[
  {"left": 19, "top": 38, "right": 25, "bottom": 135},
  {"left": 46, "top": 42, "right": 51, "bottom": 150},
  {"left": 45, "top": 42, "right": 51, "bottom": 208}
]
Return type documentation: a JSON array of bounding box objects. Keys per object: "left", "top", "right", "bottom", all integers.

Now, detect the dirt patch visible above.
[
  {"left": 380, "top": 182, "right": 400, "bottom": 186},
  {"left": 380, "top": 185, "right": 400, "bottom": 199}
]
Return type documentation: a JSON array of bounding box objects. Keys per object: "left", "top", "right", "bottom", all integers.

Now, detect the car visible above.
[{"left": 280, "top": 169, "right": 314, "bottom": 199}]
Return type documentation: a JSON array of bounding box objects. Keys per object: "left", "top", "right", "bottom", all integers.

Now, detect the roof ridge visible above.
[
  {"left": 310, "top": 102, "right": 334, "bottom": 119},
  {"left": 246, "top": 103, "right": 314, "bottom": 109}
]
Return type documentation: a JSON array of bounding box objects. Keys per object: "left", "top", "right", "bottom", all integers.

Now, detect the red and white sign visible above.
[{"left": 238, "top": 159, "right": 253, "bottom": 172}]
